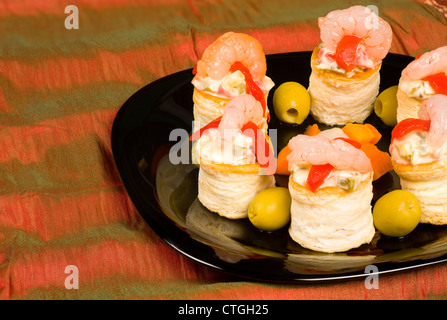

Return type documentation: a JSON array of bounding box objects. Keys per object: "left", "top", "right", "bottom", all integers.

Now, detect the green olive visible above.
[
  {"left": 373, "top": 190, "right": 422, "bottom": 238},
  {"left": 248, "top": 187, "right": 291, "bottom": 231},
  {"left": 374, "top": 85, "right": 398, "bottom": 127},
  {"left": 273, "top": 82, "right": 310, "bottom": 124}
]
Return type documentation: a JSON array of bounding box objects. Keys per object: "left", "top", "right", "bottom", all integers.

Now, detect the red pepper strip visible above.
[
  {"left": 192, "top": 64, "right": 197, "bottom": 75},
  {"left": 189, "top": 116, "right": 222, "bottom": 141},
  {"left": 334, "top": 35, "right": 362, "bottom": 72},
  {"left": 333, "top": 137, "right": 362, "bottom": 149},
  {"left": 326, "top": 52, "right": 336, "bottom": 60},
  {"left": 415, "top": 54, "right": 422, "bottom": 60},
  {"left": 307, "top": 163, "right": 334, "bottom": 193},
  {"left": 229, "top": 61, "right": 269, "bottom": 121},
  {"left": 391, "top": 118, "right": 431, "bottom": 142},
  {"left": 241, "top": 121, "right": 276, "bottom": 175},
  {"left": 423, "top": 72, "right": 447, "bottom": 95}
]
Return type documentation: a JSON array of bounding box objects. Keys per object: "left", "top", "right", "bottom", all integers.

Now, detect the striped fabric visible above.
[{"left": 1, "top": 0, "right": 447, "bottom": 300}]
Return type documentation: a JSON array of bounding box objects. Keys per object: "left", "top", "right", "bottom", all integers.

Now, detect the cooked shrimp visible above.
[
  {"left": 401, "top": 46, "right": 447, "bottom": 80},
  {"left": 218, "top": 94, "right": 265, "bottom": 140},
  {"left": 287, "top": 134, "right": 372, "bottom": 173},
  {"left": 204, "top": 94, "right": 275, "bottom": 173},
  {"left": 196, "top": 32, "right": 267, "bottom": 81},
  {"left": 418, "top": 94, "right": 447, "bottom": 152},
  {"left": 318, "top": 5, "right": 392, "bottom": 62}
]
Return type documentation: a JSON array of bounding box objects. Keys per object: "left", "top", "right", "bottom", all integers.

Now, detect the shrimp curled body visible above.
[
  {"left": 196, "top": 32, "right": 267, "bottom": 81},
  {"left": 418, "top": 94, "right": 447, "bottom": 152},
  {"left": 287, "top": 135, "right": 372, "bottom": 173},
  {"left": 402, "top": 46, "right": 447, "bottom": 81},
  {"left": 217, "top": 94, "right": 265, "bottom": 141},
  {"left": 318, "top": 5, "right": 392, "bottom": 63}
]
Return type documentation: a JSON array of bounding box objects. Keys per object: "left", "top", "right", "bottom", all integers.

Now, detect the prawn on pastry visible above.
[
  {"left": 191, "top": 32, "right": 274, "bottom": 133},
  {"left": 308, "top": 5, "right": 392, "bottom": 125},
  {"left": 190, "top": 94, "right": 276, "bottom": 219},
  {"left": 397, "top": 46, "right": 447, "bottom": 122},
  {"left": 287, "top": 132, "right": 375, "bottom": 253},
  {"left": 390, "top": 94, "right": 447, "bottom": 225}
]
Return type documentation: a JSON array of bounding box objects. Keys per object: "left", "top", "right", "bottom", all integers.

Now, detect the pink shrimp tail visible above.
[
  {"left": 318, "top": 5, "right": 392, "bottom": 62},
  {"left": 218, "top": 94, "right": 265, "bottom": 134},
  {"left": 196, "top": 32, "right": 267, "bottom": 81},
  {"left": 418, "top": 94, "right": 447, "bottom": 152},
  {"left": 287, "top": 134, "right": 372, "bottom": 173},
  {"left": 402, "top": 46, "right": 447, "bottom": 80}
]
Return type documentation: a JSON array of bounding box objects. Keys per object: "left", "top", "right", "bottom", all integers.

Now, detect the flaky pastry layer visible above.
[
  {"left": 288, "top": 175, "right": 375, "bottom": 253},
  {"left": 198, "top": 158, "right": 275, "bottom": 219},
  {"left": 308, "top": 47, "right": 381, "bottom": 125},
  {"left": 393, "top": 159, "right": 447, "bottom": 225}
]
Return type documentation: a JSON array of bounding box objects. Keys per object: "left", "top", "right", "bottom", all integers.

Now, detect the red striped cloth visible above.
[{"left": 1, "top": 0, "right": 447, "bottom": 299}]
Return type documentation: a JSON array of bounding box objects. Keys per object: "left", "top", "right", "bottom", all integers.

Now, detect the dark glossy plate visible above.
[{"left": 111, "top": 51, "right": 447, "bottom": 283}]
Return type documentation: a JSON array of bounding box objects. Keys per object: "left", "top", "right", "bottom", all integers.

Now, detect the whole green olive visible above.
[
  {"left": 373, "top": 190, "right": 422, "bottom": 238},
  {"left": 273, "top": 82, "right": 310, "bottom": 125},
  {"left": 374, "top": 85, "right": 398, "bottom": 127},
  {"left": 248, "top": 187, "right": 291, "bottom": 231}
]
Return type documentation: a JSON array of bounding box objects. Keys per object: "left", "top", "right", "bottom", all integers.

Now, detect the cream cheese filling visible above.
[
  {"left": 195, "top": 129, "right": 255, "bottom": 165},
  {"left": 399, "top": 77, "right": 436, "bottom": 100},
  {"left": 390, "top": 131, "right": 447, "bottom": 165},
  {"left": 191, "top": 71, "right": 274, "bottom": 99},
  {"left": 289, "top": 165, "right": 371, "bottom": 192},
  {"left": 315, "top": 43, "right": 376, "bottom": 78}
]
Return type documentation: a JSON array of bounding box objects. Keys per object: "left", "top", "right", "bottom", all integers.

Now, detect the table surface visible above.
[{"left": 1, "top": 0, "right": 447, "bottom": 300}]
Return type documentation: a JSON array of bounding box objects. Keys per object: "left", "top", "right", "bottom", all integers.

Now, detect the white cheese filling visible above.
[
  {"left": 290, "top": 164, "right": 371, "bottom": 192},
  {"left": 315, "top": 43, "right": 376, "bottom": 78},
  {"left": 195, "top": 129, "right": 255, "bottom": 165},
  {"left": 399, "top": 78, "right": 436, "bottom": 100},
  {"left": 390, "top": 131, "right": 447, "bottom": 165},
  {"left": 191, "top": 70, "right": 274, "bottom": 99}
]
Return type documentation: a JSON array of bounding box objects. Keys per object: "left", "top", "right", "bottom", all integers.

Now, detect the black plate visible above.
[{"left": 111, "top": 51, "right": 447, "bottom": 283}]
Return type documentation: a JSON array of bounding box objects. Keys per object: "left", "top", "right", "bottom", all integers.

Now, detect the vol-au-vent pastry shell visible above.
[
  {"left": 392, "top": 159, "right": 447, "bottom": 225},
  {"left": 288, "top": 175, "right": 375, "bottom": 253},
  {"left": 198, "top": 158, "right": 275, "bottom": 219},
  {"left": 308, "top": 48, "right": 381, "bottom": 125}
]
